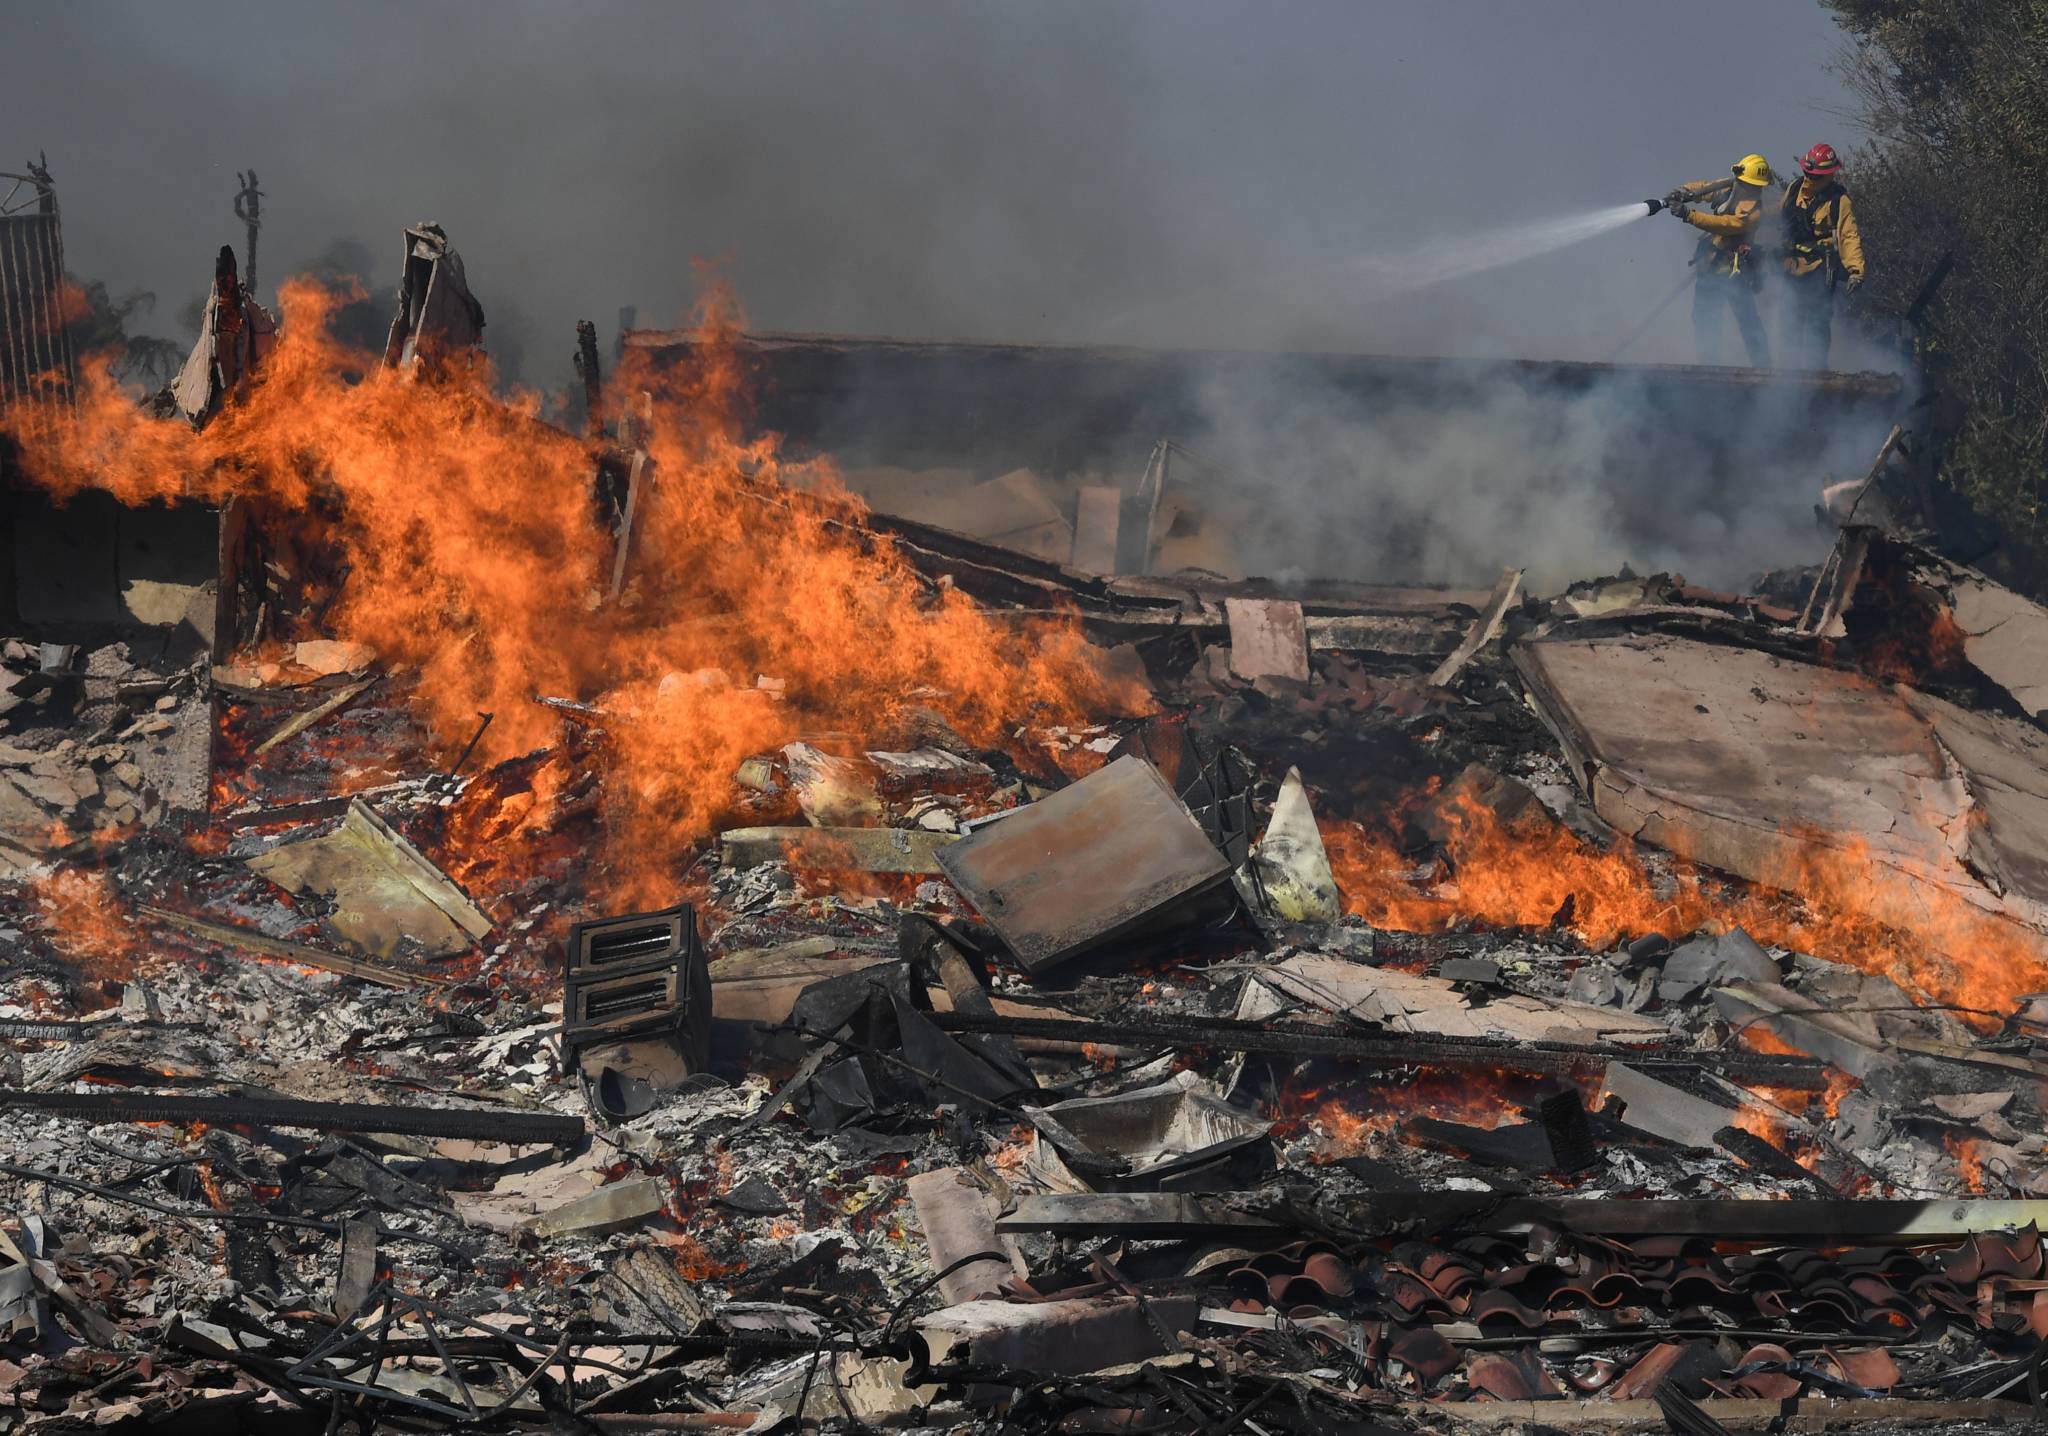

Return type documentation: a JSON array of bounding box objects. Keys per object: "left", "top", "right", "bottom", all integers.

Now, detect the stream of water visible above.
[{"left": 1344, "top": 202, "right": 1651, "bottom": 296}]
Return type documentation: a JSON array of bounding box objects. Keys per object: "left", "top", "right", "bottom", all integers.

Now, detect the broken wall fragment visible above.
[
  {"left": 719, "top": 825, "right": 958, "bottom": 874},
  {"left": 905, "top": 1167, "right": 1017, "bottom": 1305},
  {"left": 169, "top": 244, "right": 277, "bottom": 428},
  {"left": 782, "top": 742, "right": 883, "bottom": 826},
  {"left": 1224, "top": 597, "right": 1309, "bottom": 684}
]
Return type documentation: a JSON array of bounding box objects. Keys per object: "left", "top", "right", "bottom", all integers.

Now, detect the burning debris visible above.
[{"left": 5, "top": 191, "right": 2048, "bottom": 1436}]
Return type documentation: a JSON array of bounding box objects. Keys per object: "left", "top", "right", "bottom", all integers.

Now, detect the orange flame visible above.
[
  {"left": 4, "top": 280, "right": 1135, "bottom": 905},
  {"left": 1271, "top": 1071, "right": 1528, "bottom": 1160},
  {"left": 1323, "top": 788, "right": 2048, "bottom": 1015},
  {"left": 1740, "top": 1028, "right": 1861, "bottom": 1119},
  {"left": 1946, "top": 1131, "right": 1987, "bottom": 1192},
  {"left": 664, "top": 1235, "right": 742, "bottom": 1282},
  {"left": 29, "top": 869, "right": 137, "bottom": 989},
  {"left": 1729, "top": 1103, "right": 1790, "bottom": 1148},
  {"left": 1321, "top": 792, "right": 1712, "bottom": 949}
]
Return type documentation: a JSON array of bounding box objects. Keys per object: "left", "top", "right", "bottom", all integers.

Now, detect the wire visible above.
[{"left": 1605, "top": 271, "right": 1698, "bottom": 362}]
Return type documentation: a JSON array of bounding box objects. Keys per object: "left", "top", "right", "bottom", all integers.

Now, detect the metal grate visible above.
[{"left": 0, "top": 180, "right": 76, "bottom": 411}]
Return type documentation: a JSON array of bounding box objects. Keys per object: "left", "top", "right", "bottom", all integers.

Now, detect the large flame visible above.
[
  {"left": 1321, "top": 792, "right": 1711, "bottom": 949},
  {"left": 1324, "top": 789, "right": 2048, "bottom": 1015},
  {"left": 6, "top": 280, "right": 1131, "bottom": 903}
]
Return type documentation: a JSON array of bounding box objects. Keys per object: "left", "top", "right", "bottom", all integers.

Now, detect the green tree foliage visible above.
[{"left": 1823, "top": 0, "right": 2048, "bottom": 577}]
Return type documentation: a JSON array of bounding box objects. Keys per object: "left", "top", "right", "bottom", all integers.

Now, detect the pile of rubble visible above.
[
  {"left": 10, "top": 202, "right": 2048, "bottom": 1433},
  {"left": 6, "top": 489, "right": 2048, "bottom": 1433},
  {"left": 0, "top": 639, "right": 211, "bottom": 879}
]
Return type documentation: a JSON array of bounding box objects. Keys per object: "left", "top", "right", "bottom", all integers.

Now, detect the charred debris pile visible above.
[{"left": 6, "top": 215, "right": 2048, "bottom": 1435}]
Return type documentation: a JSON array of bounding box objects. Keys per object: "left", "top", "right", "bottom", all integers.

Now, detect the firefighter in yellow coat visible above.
[
  {"left": 1778, "top": 142, "right": 1867, "bottom": 369},
  {"left": 1662, "top": 153, "right": 1774, "bottom": 367}
]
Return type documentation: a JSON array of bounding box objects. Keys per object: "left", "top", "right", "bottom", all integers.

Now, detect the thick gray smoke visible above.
[
  {"left": 5, "top": 0, "right": 1892, "bottom": 586},
  {"left": 1180, "top": 363, "right": 1893, "bottom": 595}
]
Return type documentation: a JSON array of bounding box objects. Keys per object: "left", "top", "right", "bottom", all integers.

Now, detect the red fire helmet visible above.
[{"left": 1801, "top": 142, "right": 1842, "bottom": 177}]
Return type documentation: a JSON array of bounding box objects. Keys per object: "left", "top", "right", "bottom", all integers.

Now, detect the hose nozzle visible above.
[{"left": 1644, "top": 197, "right": 1666, "bottom": 216}]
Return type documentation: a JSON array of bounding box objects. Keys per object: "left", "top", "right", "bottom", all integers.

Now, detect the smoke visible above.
[
  {"left": 1173, "top": 358, "right": 1895, "bottom": 594},
  {"left": 15, "top": 2, "right": 1866, "bottom": 377},
  {"left": 9, "top": 2, "right": 1892, "bottom": 590}
]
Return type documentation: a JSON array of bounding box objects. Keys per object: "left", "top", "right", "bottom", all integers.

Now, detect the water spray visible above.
[
  {"left": 1092, "top": 197, "right": 1664, "bottom": 341},
  {"left": 1342, "top": 202, "right": 1654, "bottom": 297}
]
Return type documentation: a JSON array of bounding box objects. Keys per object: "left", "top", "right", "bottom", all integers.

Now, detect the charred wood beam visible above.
[
  {"left": 179, "top": 1318, "right": 880, "bottom": 1366},
  {"left": 575, "top": 318, "right": 604, "bottom": 438},
  {"left": 627, "top": 329, "right": 1908, "bottom": 397},
  {"left": 609, "top": 448, "right": 653, "bottom": 599},
  {"left": 141, "top": 905, "right": 443, "bottom": 990},
  {"left": 1412, "top": 1396, "right": 2019, "bottom": 1430},
  {"left": 1713, "top": 1125, "right": 1840, "bottom": 1198},
  {"left": 925, "top": 1011, "right": 1830, "bottom": 1088},
  {"left": 0, "top": 1089, "right": 583, "bottom": 1145},
  {"left": 1427, "top": 566, "right": 1523, "bottom": 687},
  {"left": 0, "top": 1018, "right": 113, "bottom": 1041},
  {"left": 863, "top": 509, "right": 1111, "bottom": 597},
  {"left": 1362, "top": 1193, "right": 2048, "bottom": 1239},
  {"left": 251, "top": 676, "right": 378, "bottom": 757},
  {"left": 995, "top": 1193, "right": 1287, "bottom": 1238},
  {"left": 1002, "top": 1191, "right": 2048, "bottom": 1240}
]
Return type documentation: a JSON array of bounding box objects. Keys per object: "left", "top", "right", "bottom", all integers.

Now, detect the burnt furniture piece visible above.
[{"left": 562, "top": 904, "right": 712, "bottom": 1119}]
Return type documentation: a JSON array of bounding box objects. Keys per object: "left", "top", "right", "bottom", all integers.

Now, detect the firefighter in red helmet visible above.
[{"left": 1779, "top": 143, "right": 1868, "bottom": 368}]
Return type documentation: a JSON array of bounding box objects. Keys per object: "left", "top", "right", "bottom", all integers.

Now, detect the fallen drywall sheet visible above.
[
  {"left": 914, "top": 468, "right": 1074, "bottom": 563},
  {"left": 1224, "top": 598, "right": 1310, "bottom": 683},
  {"left": 1070, "top": 486, "right": 1123, "bottom": 576},
  {"left": 1513, "top": 631, "right": 2048, "bottom": 937}
]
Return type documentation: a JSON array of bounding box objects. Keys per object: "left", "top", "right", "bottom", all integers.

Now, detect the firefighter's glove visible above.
[
  {"left": 1670, "top": 203, "right": 1693, "bottom": 223},
  {"left": 1846, "top": 273, "right": 1864, "bottom": 296}
]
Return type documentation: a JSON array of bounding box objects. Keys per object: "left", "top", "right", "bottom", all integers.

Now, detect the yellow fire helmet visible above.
[{"left": 1731, "top": 153, "right": 1774, "bottom": 187}]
